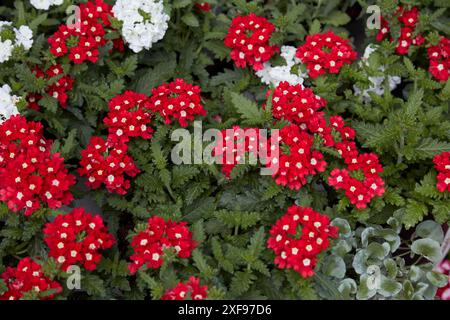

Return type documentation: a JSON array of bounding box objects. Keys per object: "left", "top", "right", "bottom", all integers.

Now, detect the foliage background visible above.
[{"left": 0, "top": 0, "right": 449, "bottom": 300}]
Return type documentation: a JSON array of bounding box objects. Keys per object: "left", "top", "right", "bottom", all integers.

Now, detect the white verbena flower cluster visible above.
[
  {"left": 0, "top": 84, "right": 20, "bottom": 124},
  {"left": 112, "top": 0, "right": 170, "bottom": 53},
  {"left": 0, "top": 21, "right": 33, "bottom": 63},
  {"left": 256, "top": 46, "right": 308, "bottom": 87},
  {"left": 29, "top": 0, "right": 63, "bottom": 10},
  {"left": 353, "top": 44, "right": 401, "bottom": 103}
]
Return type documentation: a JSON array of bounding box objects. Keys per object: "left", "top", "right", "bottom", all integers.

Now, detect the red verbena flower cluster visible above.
[
  {"left": 216, "top": 83, "right": 377, "bottom": 200},
  {"left": 103, "top": 91, "right": 153, "bottom": 144},
  {"left": 436, "top": 259, "right": 450, "bottom": 300},
  {"left": 327, "top": 118, "right": 385, "bottom": 209},
  {"left": 48, "top": 0, "right": 118, "bottom": 64},
  {"left": 78, "top": 136, "right": 140, "bottom": 195},
  {"left": 376, "top": 17, "right": 391, "bottom": 42},
  {"left": 161, "top": 277, "right": 208, "bottom": 300},
  {"left": 268, "top": 82, "right": 326, "bottom": 126},
  {"left": 128, "top": 215, "right": 197, "bottom": 274},
  {"left": 296, "top": 31, "right": 357, "bottom": 78},
  {"left": 267, "top": 81, "right": 335, "bottom": 146},
  {"left": 29, "top": 64, "right": 74, "bottom": 109},
  {"left": 43, "top": 208, "right": 115, "bottom": 271},
  {"left": 262, "top": 81, "right": 384, "bottom": 209},
  {"left": 396, "top": 7, "right": 425, "bottom": 55},
  {"left": 0, "top": 257, "right": 62, "bottom": 300},
  {"left": 267, "top": 205, "right": 338, "bottom": 278},
  {"left": 195, "top": 2, "right": 211, "bottom": 12},
  {"left": 79, "top": 90, "right": 156, "bottom": 195},
  {"left": 224, "top": 13, "right": 279, "bottom": 71},
  {"left": 433, "top": 151, "right": 450, "bottom": 192},
  {"left": 267, "top": 124, "right": 327, "bottom": 190},
  {"left": 148, "top": 79, "right": 206, "bottom": 127},
  {"left": 376, "top": 7, "right": 424, "bottom": 55},
  {"left": 213, "top": 126, "right": 270, "bottom": 178},
  {"left": 427, "top": 37, "right": 450, "bottom": 82},
  {"left": 0, "top": 115, "right": 75, "bottom": 216}
]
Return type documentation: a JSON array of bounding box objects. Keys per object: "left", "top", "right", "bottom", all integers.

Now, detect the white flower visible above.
[
  {"left": 0, "top": 84, "right": 20, "bottom": 124},
  {"left": 0, "top": 21, "right": 33, "bottom": 63},
  {"left": 256, "top": 46, "right": 307, "bottom": 87},
  {"left": 30, "top": 0, "right": 63, "bottom": 11},
  {"left": 0, "top": 39, "right": 13, "bottom": 63},
  {"left": 112, "top": 0, "right": 170, "bottom": 53},
  {"left": 15, "top": 26, "right": 34, "bottom": 50},
  {"left": 353, "top": 44, "right": 401, "bottom": 103}
]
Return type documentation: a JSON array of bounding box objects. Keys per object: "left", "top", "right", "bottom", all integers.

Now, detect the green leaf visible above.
[
  {"left": 383, "top": 259, "right": 398, "bottom": 278},
  {"left": 29, "top": 13, "right": 48, "bottom": 31},
  {"left": 182, "top": 13, "right": 199, "bottom": 27},
  {"left": 173, "top": 0, "right": 192, "bottom": 8},
  {"left": 192, "top": 249, "right": 216, "bottom": 279},
  {"left": 229, "top": 271, "right": 256, "bottom": 297},
  {"left": 309, "top": 19, "right": 321, "bottom": 34},
  {"left": 331, "top": 218, "right": 351, "bottom": 237},
  {"left": 405, "top": 88, "right": 423, "bottom": 121},
  {"left": 83, "top": 274, "right": 106, "bottom": 297},
  {"left": 39, "top": 95, "right": 58, "bottom": 113},
  {"left": 323, "top": 11, "right": 350, "bottom": 26},
  {"left": 247, "top": 227, "right": 265, "bottom": 258},
  {"left": 399, "top": 200, "right": 429, "bottom": 229},
  {"left": 192, "top": 219, "right": 206, "bottom": 243},
  {"left": 356, "top": 274, "right": 377, "bottom": 300},
  {"left": 0, "top": 279, "right": 7, "bottom": 295},
  {"left": 60, "top": 129, "right": 78, "bottom": 158},
  {"left": 229, "top": 92, "right": 264, "bottom": 125},
  {"left": 378, "top": 276, "right": 402, "bottom": 297},
  {"left": 415, "top": 138, "right": 450, "bottom": 159},
  {"left": 411, "top": 238, "right": 442, "bottom": 263},
  {"left": 415, "top": 220, "right": 444, "bottom": 243},
  {"left": 366, "top": 242, "right": 390, "bottom": 260},
  {"left": 323, "top": 256, "right": 346, "bottom": 279},
  {"left": 338, "top": 278, "right": 357, "bottom": 297},
  {"left": 426, "top": 271, "right": 448, "bottom": 287}
]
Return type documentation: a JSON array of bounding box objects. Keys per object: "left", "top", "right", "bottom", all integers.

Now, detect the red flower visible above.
[
  {"left": 398, "top": 7, "right": 419, "bottom": 27},
  {"left": 325, "top": 116, "right": 385, "bottom": 209},
  {"left": 0, "top": 115, "right": 75, "bottom": 216},
  {"left": 376, "top": 17, "right": 391, "bottom": 42},
  {"left": 68, "top": 47, "right": 87, "bottom": 64},
  {"left": 26, "top": 93, "right": 42, "bottom": 111},
  {"left": 396, "top": 34, "right": 412, "bottom": 55},
  {"left": 103, "top": 91, "right": 153, "bottom": 143},
  {"left": 433, "top": 151, "right": 450, "bottom": 192},
  {"left": 112, "top": 38, "right": 125, "bottom": 52},
  {"left": 327, "top": 159, "right": 385, "bottom": 209},
  {"left": 30, "top": 64, "right": 74, "bottom": 108},
  {"left": 0, "top": 257, "right": 62, "bottom": 300},
  {"left": 436, "top": 260, "right": 450, "bottom": 300},
  {"left": 48, "top": 0, "right": 121, "bottom": 65},
  {"left": 195, "top": 2, "right": 211, "bottom": 12},
  {"left": 78, "top": 136, "right": 140, "bottom": 195},
  {"left": 267, "top": 205, "right": 338, "bottom": 278},
  {"left": 296, "top": 31, "right": 357, "bottom": 78},
  {"left": 377, "top": 7, "right": 424, "bottom": 56},
  {"left": 128, "top": 216, "right": 197, "bottom": 274},
  {"left": 266, "top": 124, "right": 326, "bottom": 190},
  {"left": 43, "top": 208, "right": 115, "bottom": 271},
  {"left": 412, "top": 35, "right": 425, "bottom": 46},
  {"left": 213, "top": 126, "right": 269, "bottom": 178},
  {"left": 224, "top": 13, "right": 279, "bottom": 71},
  {"left": 148, "top": 79, "right": 207, "bottom": 127},
  {"left": 268, "top": 81, "right": 326, "bottom": 125},
  {"left": 427, "top": 37, "right": 450, "bottom": 82},
  {"left": 161, "top": 277, "right": 208, "bottom": 300}
]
